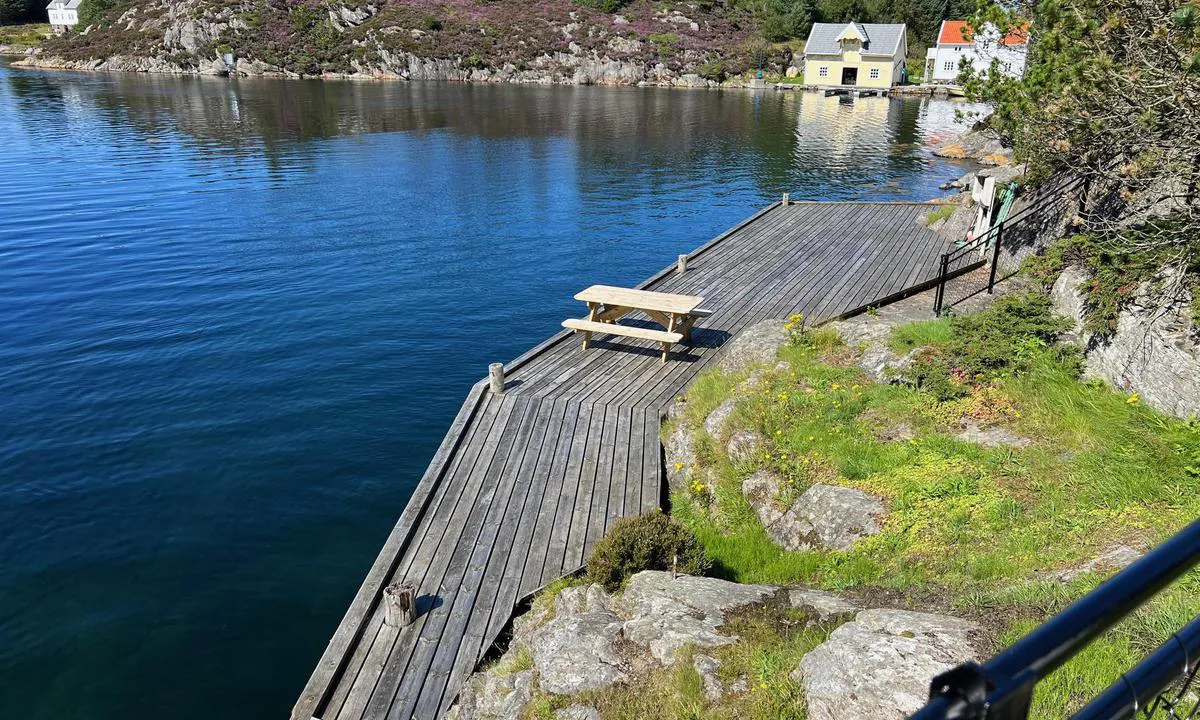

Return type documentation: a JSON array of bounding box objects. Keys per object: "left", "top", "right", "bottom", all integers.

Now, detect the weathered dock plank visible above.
[{"left": 293, "top": 200, "right": 961, "bottom": 720}]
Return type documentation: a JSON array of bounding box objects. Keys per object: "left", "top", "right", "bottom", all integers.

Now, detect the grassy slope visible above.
[
  {"left": 0, "top": 23, "right": 50, "bottom": 50},
  {"left": 658, "top": 302, "right": 1200, "bottom": 718}
]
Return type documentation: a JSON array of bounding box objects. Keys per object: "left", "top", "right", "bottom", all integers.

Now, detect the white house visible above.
[
  {"left": 46, "top": 0, "right": 81, "bottom": 34},
  {"left": 924, "top": 20, "right": 1029, "bottom": 84}
]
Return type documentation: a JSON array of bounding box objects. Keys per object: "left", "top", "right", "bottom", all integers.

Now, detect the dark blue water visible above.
[{"left": 0, "top": 62, "right": 975, "bottom": 718}]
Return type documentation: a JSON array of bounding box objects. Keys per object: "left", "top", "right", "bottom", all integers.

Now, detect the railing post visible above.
[
  {"left": 488, "top": 363, "right": 505, "bottom": 395},
  {"left": 987, "top": 222, "right": 1004, "bottom": 294},
  {"left": 933, "top": 253, "right": 949, "bottom": 317}
]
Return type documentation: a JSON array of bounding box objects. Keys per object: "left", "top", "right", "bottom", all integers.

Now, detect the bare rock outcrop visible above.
[
  {"left": 793, "top": 609, "right": 984, "bottom": 720},
  {"left": 1051, "top": 266, "right": 1200, "bottom": 419},
  {"left": 618, "top": 571, "right": 778, "bottom": 664},
  {"left": 725, "top": 429, "right": 763, "bottom": 464},
  {"left": 742, "top": 474, "right": 886, "bottom": 552},
  {"left": 933, "top": 126, "right": 1011, "bottom": 165},
  {"left": 527, "top": 585, "right": 628, "bottom": 695},
  {"left": 1056, "top": 545, "right": 1143, "bottom": 582},
  {"left": 703, "top": 398, "right": 738, "bottom": 441},
  {"left": 719, "top": 319, "right": 789, "bottom": 373},
  {"left": 789, "top": 588, "right": 860, "bottom": 622},
  {"left": 663, "top": 419, "right": 697, "bottom": 491}
]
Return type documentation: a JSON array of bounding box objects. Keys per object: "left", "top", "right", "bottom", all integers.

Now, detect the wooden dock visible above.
[{"left": 293, "top": 200, "right": 964, "bottom": 720}]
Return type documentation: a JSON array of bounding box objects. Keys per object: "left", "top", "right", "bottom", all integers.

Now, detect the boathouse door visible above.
[{"left": 841, "top": 67, "right": 858, "bottom": 85}]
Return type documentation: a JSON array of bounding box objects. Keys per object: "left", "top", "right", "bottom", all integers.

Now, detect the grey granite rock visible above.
[
  {"left": 527, "top": 585, "right": 627, "bottom": 695},
  {"left": 618, "top": 571, "right": 778, "bottom": 665},
  {"left": 793, "top": 609, "right": 982, "bottom": 720},
  {"left": 1051, "top": 265, "right": 1089, "bottom": 342},
  {"left": 1083, "top": 272, "right": 1200, "bottom": 419},
  {"left": 726, "top": 429, "right": 763, "bottom": 464},
  {"left": 703, "top": 398, "right": 738, "bottom": 440},
  {"left": 555, "top": 705, "right": 601, "bottom": 720},
  {"left": 693, "top": 654, "right": 723, "bottom": 701},
  {"left": 798, "top": 484, "right": 886, "bottom": 551},
  {"left": 719, "top": 319, "right": 789, "bottom": 373},
  {"left": 663, "top": 420, "right": 697, "bottom": 492},
  {"left": 1057, "top": 545, "right": 1143, "bottom": 582},
  {"left": 858, "top": 344, "right": 920, "bottom": 383},
  {"left": 450, "top": 669, "right": 535, "bottom": 720},
  {"left": 745, "top": 476, "right": 885, "bottom": 552},
  {"left": 741, "top": 469, "right": 787, "bottom": 530},
  {"left": 827, "top": 316, "right": 893, "bottom": 348},
  {"left": 956, "top": 422, "right": 1031, "bottom": 448},
  {"left": 788, "top": 588, "right": 860, "bottom": 622}
]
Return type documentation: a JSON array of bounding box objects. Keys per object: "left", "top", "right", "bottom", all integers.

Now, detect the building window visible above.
[
  {"left": 869, "top": 68, "right": 880, "bottom": 79},
  {"left": 943, "top": 60, "right": 955, "bottom": 72},
  {"left": 818, "top": 66, "right": 828, "bottom": 77}
]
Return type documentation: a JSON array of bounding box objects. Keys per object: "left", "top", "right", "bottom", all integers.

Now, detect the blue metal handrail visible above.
[{"left": 909, "top": 519, "right": 1200, "bottom": 720}]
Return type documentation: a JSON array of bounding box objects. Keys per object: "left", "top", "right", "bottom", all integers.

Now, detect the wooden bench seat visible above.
[{"left": 561, "top": 318, "right": 683, "bottom": 344}]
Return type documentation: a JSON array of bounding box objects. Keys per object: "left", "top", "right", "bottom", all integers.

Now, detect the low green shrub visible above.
[
  {"left": 899, "top": 293, "right": 1080, "bottom": 400},
  {"left": 420, "top": 14, "right": 442, "bottom": 31},
  {"left": 648, "top": 33, "right": 679, "bottom": 57},
  {"left": 586, "top": 511, "right": 709, "bottom": 590},
  {"left": 697, "top": 59, "right": 725, "bottom": 82},
  {"left": 574, "top": 0, "right": 630, "bottom": 13}
]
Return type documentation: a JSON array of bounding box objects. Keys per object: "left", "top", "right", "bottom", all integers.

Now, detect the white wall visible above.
[
  {"left": 48, "top": 6, "right": 78, "bottom": 26},
  {"left": 926, "top": 32, "right": 1027, "bottom": 82}
]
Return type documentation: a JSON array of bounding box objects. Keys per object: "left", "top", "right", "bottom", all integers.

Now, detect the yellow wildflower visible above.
[
  {"left": 1126, "top": 394, "right": 1140, "bottom": 405},
  {"left": 674, "top": 462, "right": 684, "bottom": 470}
]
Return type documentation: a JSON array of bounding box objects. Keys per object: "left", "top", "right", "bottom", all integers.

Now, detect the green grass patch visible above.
[
  {"left": 665, "top": 296, "right": 1200, "bottom": 717},
  {"left": 924, "top": 204, "right": 956, "bottom": 226}
]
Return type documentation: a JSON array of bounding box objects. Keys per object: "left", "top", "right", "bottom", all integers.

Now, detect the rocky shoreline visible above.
[
  {"left": 15, "top": 51, "right": 733, "bottom": 86},
  {"left": 17, "top": 0, "right": 762, "bottom": 86}
]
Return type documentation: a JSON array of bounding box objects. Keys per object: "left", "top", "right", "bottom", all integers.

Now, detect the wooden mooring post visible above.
[
  {"left": 489, "top": 363, "right": 505, "bottom": 395},
  {"left": 782, "top": 192, "right": 790, "bottom": 206},
  {"left": 383, "top": 582, "right": 416, "bottom": 627},
  {"left": 677, "top": 254, "right": 688, "bottom": 274}
]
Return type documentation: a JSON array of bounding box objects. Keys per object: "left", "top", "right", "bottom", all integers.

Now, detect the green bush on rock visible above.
[
  {"left": 586, "top": 511, "right": 710, "bottom": 591},
  {"left": 899, "top": 293, "right": 1080, "bottom": 400}
]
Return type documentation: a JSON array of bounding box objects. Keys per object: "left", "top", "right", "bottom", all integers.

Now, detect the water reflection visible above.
[{"left": 3, "top": 64, "right": 980, "bottom": 200}]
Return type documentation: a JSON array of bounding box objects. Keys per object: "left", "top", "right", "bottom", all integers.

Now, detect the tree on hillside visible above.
[
  {"left": 966, "top": 0, "right": 1200, "bottom": 257},
  {"left": 76, "top": 0, "right": 116, "bottom": 27},
  {"left": 0, "top": 0, "right": 43, "bottom": 25},
  {"left": 758, "top": 0, "right": 819, "bottom": 41}
]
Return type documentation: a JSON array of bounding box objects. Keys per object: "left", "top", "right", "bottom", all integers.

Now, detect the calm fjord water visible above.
[{"left": 0, "top": 61, "right": 975, "bottom": 718}]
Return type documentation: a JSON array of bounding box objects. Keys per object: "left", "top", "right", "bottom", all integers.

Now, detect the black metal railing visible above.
[
  {"left": 909, "top": 518, "right": 1200, "bottom": 720},
  {"left": 931, "top": 176, "right": 1085, "bottom": 316}
]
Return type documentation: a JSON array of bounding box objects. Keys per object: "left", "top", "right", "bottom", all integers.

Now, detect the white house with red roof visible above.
[{"left": 924, "top": 20, "right": 1029, "bottom": 83}]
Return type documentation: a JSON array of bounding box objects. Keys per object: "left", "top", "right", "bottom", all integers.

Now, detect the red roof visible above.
[{"left": 938, "top": 20, "right": 1029, "bottom": 47}]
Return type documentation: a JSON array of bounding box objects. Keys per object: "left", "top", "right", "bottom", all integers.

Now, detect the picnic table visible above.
[{"left": 561, "top": 284, "right": 708, "bottom": 362}]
